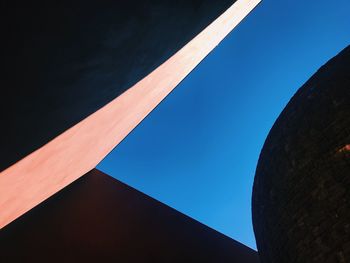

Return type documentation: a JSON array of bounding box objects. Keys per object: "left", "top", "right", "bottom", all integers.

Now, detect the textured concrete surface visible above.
[
  {"left": 252, "top": 45, "right": 350, "bottom": 262},
  {"left": 0, "top": 169, "right": 259, "bottom": 263},
  {"left": 0, "top": 0, "right": 261, "bottom": 228}
]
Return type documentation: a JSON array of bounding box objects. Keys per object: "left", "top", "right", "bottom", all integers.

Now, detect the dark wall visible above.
[
  {"left": 252, "top": 45, "right": 350, "bottom": 262},
  {"left": 1, "top": 0, "right": 235, "bottom": 171},
  {"left": 0, "top": 169, "right": 259, "bottom": 263}
]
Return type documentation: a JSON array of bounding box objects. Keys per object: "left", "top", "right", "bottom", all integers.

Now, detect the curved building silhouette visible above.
[
  {"left": 0, "top": 1, "right": 261, "bottom": 262},
  {"left": 252, "top": 45, "right": 350, "bottom": 262}
]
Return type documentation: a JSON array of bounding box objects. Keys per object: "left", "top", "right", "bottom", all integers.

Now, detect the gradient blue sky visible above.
[{"left": 98, "top": 0, "right": 350, "bottom": 249}]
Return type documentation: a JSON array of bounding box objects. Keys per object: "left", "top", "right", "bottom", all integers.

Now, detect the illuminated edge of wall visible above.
[{"left": 0, "top": 0, "right": 261, "bottom": 229}]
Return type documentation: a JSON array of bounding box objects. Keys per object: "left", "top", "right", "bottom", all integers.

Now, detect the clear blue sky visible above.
[{"left": 98, "top": 0, "right": 350, "bottom": 249}]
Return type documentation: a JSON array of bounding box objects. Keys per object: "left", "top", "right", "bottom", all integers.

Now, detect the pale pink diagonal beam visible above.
[{"left": 0, "top": 0, "right": 261, "bottom": 228}]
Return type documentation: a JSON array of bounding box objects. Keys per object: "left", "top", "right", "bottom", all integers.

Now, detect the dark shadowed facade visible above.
[
  {"left": 1, "top": 0, "right": 236, "bottom": 172},
  {"left": 1, "top": 0, "right": 262, "bottom": 229},
  {"left": 0, "top": 2, "right": 262, "bottom": 261},
  {"left": 1, "top": 169, "right": 259, "bottom": 263},
  {"left": 252, "top": 46, "right": 350, "bottom": 262}
]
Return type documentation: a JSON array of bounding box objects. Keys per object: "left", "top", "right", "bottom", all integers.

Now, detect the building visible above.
[
  {"left": 0, "top": 1, "right": 260, "bottom": 262},
  {"left": 252, "top": 45, "right": 350, "bottom": 262},
  {"left": 1, "top": 169, "right": 259, "bottom": 262}
]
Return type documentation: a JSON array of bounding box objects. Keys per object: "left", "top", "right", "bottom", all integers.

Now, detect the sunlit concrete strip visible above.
[{"left": 0, "top": 0, "right": 261, "bottom": 229}]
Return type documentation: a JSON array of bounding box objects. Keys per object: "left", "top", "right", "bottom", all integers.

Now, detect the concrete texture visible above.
[
  {"left": 252, "top": 45, "right": 350, "bottom": 262},
  {"left": 0, "top": 0, "right": 261, "bottom": 228},
  {"left": 0, "top": 169, "right": 259, "bottom": 263}
]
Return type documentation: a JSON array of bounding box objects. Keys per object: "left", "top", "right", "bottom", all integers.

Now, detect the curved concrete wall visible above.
[
  {"left": 0, "top": 0, "right": 261, "bottom": 228},
  {"left": 1, "top": 0, "right": 235, "bottom": 172},
  {"left": 252, "top": 46, "right": 350, "bottom": 262}
]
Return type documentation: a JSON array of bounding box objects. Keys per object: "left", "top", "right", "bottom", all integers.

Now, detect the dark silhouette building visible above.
[
  {"left": 1, "top": 0, "right": 236, "bottom": 172},
  {"left": 1, "top": 0, "right": 261, "bottom": 228},
  {"left": 1, "top": 169, "right": 259, "bottom": 263},
  {"left": 252, "top": 45, "right": 350, "bottom": 262},
  {"left": 0, "top": 1, "right": 261, "bottom": 262}
]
